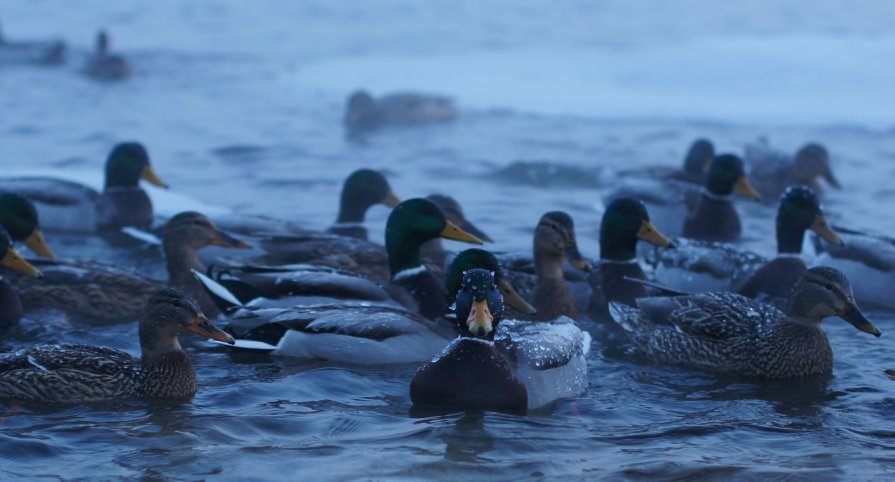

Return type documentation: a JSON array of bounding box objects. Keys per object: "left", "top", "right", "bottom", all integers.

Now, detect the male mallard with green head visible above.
[
  {"left": 326, "top": 168, "right": 401, "bottom": 240},
  {"left": 0, "top": 226, "right": 43, "bottom": 327},
  {"left": 682, "top": 153, "right": 761, "bottom": 242},
  {"left": 0, "top": 288, "right": 233, "bottom": 403},
  {"left": 609, "top": 267, "right": 879, "bottom": 378}
]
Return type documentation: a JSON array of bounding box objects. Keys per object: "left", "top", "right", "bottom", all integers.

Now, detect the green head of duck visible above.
[
  {"left": 105, "top": 142, "right": 168, "bottom": 190},
  {"left": 600, "top": 197, "right": 674, "bottom": 261},
  {"left": 385, "top": 198, "right": 483, "bottom": 276},
  {"left": 445, "top": 248, "right": 536, "bottom": 315},
  {"left": 776, "top": 185, "right": 842, "bottom": 254},
  {"left": 337, "top": 169, "right": 400, "bottom": 223},
  {"left": 705, "top": 154, "right": 761, "bottom": 201},
  {"left": 0, "top": 192, "right": 54, "bottom": 258},
  {"left": 683, "top": 138, "right": 715, "bottom": 175},
  {"left": 0, "top": 225, "right": 43, "bottom": 278},
  {"left": 453, "top": 268, "right": 504, "bottom": 338},
  {"left": 787, "top": 267, "right": 880, "bottom": 337}
]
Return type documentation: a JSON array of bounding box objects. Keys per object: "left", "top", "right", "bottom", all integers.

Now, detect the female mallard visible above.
[
  {"left": 411, "top": 269, "right": 589, "bottom": 412},
  {"left": 747, "top": 140, "right": 840, "bottom": 202},
  {"left": 609, "top": 267, "right": 880, "bottom": 378},
  {"left": 5, "top": 211, "right": 247, "bottom": 323},
  {"left": 0, "top": 142, "right": 167, "bottom": 233},
  {"left": 0, "top": 226, "right": 43, "bottom": 327},
  {"left": 326, "top": 169, "right": 400, "bottom": 240},
  {"left": 0, "top": 288, "right": 233, "bottom": 403},
  {"left": 84, "top": 30, "right": 132, "bottom": 80},
  {"left": 0, "top": 19, "right": 66, "bottom": 65},
  {"left": 619, "top": 138, "right": 715, "bottom": 185},
  {"left": 522, "top": 211, "right": 593, "bottom": 321},
  {"left": 586, "top": 197, "right": 674, "bottom": 319},
  {"left": 682, "top": 153, "right": 762, "bottom": 242},
  {"left": 344, "top": 90, "right": 457, "bottom": 138},
  {"left": 652, "top": 186, "right": 842, "bottom": 300}
]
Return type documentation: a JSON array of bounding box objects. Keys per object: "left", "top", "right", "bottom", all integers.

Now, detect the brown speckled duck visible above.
[{"left": 0, "top": 288, "right": 233, "bottom": 403}]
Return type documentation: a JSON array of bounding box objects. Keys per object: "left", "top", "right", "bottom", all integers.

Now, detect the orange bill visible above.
[
  {"left": 637, "top": 220, "right": 674, "bottom": 248},
  {"left": 810, "top": 213, "right": 843, "bottom": 246},
  {"left": 466, "top": 299, "right": 494, "bottom": 337},
  {"left": 1, "top": 247, "right": 43, "bottom": 278},
  {"left": 141, "top": 164, "right": 169, "bottom": 189},
  {"left": 189, "top": 313, "right": 235, "bottom": 344},
  {"left": 25, "top": 228, "right": 55, "bottom": 259}
]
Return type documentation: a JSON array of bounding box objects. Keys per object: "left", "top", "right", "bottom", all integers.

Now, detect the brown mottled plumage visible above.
[
  {"left": 524, "top": 211, "right": 591, "bottom": 321},
  {"left": 0, "top": 288, "right": 233, "bottom": 403}
]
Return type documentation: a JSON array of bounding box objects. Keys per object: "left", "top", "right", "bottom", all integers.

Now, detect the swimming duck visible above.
[
  {"left": 586, "top": 197, "right": 675, "bottom": 319},
  {"left": 0, "top": 288, "right": 233, "bottom": 403},
  {"left": 682, "top": 153, "right": 762, "bottom": 242},
  {"left": 652, "top": 186, "right": 842, "bottom": 300},
  {"left": 411, "top": 269, "right": 589, "bottom": 412},
  {"left": 344, "top": 90, "right": 457, "bottom": 137},
  {"left": 618, "top": 138, "right": 715, "bottom": 185},
  {"left": 609, "top": 267, "right": 879, "bottom": 379},
  {"left": 0, "top": 226, "right": 43, "bottom": 327},
  {"left": 84, "top": 30, "right": 132, "bottom": 80},
  {"left": 747, "top": 140, "right": 840, "bottom": 202},
  {"left": 443, "top": 248, "right": 536, "bottom": 316},
  {"left": 0, "top": 192, "right": 55, "bottom": 258},
  {"left": 0, "top": 142, "right": 167, "bottom": 233},
  {"left": 810, "top": 224, "right": 895, "bottom": 309},
  {"left": 421, "top": 194, "right": 493, "bottom": 269},
  {"left": 521, "top": 211, "right": 593, "bottom": 321},
  {"left": 0, "top": 19, "right": 66, "bottom": 65},
  {"left": 326, "top": 169, "right": 401, "bottom": 240}
]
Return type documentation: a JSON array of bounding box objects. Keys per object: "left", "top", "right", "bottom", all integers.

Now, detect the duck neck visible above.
[
  {"left": 336, "top": 193, "right": 371, "bottom": 224},
  {"left": 386, "top": 234, "right": 424, "bottom": 279},
  {"left": 600, "top": 234, "right": 637, "bottom": 262},
  {"left": 0, "top": 278, "right": 23, "bottom": 327},
  {"left": 140, "top": 349, "right": 197, "bottom": 399},
  {"left": 534, "top": 250, "right": 565, "bottom": 280},
  {"left": 777, "top": 224, "right": 806, "bottom": 255},
  {"left": 165, "top": 241, "right": 204, "bottom": 286}
]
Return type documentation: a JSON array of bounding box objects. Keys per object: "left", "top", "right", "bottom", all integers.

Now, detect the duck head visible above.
[
  {"left": 793, "top": 143, "right": 839, "bottom": 190},
  {"left": 704, "top": 154, "right": 761, "bottom": 201},
  {"left": 385, "top": 198, "right": 482, "bottom": 276},
  {"left": 105, "top": 142, "right": 168, "bottom": 190},
  {"left": 96, "top": 30, "right": 110, "bottom": 54},
  {"left": 0, "top": 192, "right": 54, "bottom": 258},
  {"left": 139, "top": 288, "right": 234, "bottom": 357},
  {"left": 445, "top": 248, "right": 536, "bottom": 315},
  {"left": 454, "top": 269, "right": 504, "bottom": 338},
  {"left": 344, "top": 90, "right": 379, "bottom": 134},
  {"left": 0, "top": 226, "right": 42, "bottom": 278},
  {"left": 336, "top": 169, "right": 400, "bottom": 223},
  {"left": 534, "top": 211, "right": 592, "bottom": 274},
  {"left": 427, "top": 194, "right": 493, "bottom": 243},
  {"left": 600, "top": 197, "right": 674, "bottom": 261},
  {"left": 683, "top": 138, "right": 715, "bottom": 175},
  {"left": 163, "top": 212, "right": 251, "bottom": 251},
  {"left": 786, "top": 267, "right": 880, "bottom": 337},
  {"left": 776, "top": 185, "right": 842, "bottom": 254}
]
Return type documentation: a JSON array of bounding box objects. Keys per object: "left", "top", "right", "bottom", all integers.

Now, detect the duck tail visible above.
[{"left": 191, "top": 268, "right": 243, "bottom": 313}]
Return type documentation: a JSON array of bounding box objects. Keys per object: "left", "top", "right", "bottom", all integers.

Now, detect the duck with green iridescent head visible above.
[
  {"left": 610, "top": 267, "right": 880, "bottom": 379},
  {"left": 0, "top": 225, "right": 43, "bottom": 327},
  {"left": 0, "top": 142, "right": 168, "bottom": 233},
  {"left": 682, "top": 153, "right": 762, "bottom": 242},
  {"left": 0, "top": 288, "right": 234, "bottom": 404},
  {"left": 651, "top": 185, "right": 843, "bottom": 303},
  {"left": 411, "top": 269, "right": 589, "bottom": 413},
  {"left": 586, "top": 197, "right": 675, "bottom": 319}
]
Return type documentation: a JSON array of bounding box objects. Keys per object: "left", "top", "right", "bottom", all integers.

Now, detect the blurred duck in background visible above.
[
  {"left": 344, "top": 89, "right": 458, "bottom": 138},
  {"left": 84, "top": 30, "right": 132, "bottom": 80},
  {"left": 746, "top": 140, "right": 840, "bottom": 202},
  {"left": 0, "top": 18, "right": 66, "bottom": 65}
]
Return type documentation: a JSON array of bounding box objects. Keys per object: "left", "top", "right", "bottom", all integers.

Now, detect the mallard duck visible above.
[
  {"left": 682, "top": 153, "right": 762, "bottom": 242},
  {"left": 0, "top": 192, "right": 55, "bottom": 258},
  {"left": 609, "top": 267, "right": 879, "bottom": 378},
  {"left": 420, "top": 194, "right": 493, "bottom": 268},
  {"left": 0, "top": 19, "right": 66, "bottom": 65},
  {"left": 747, "top": 140, "right": 840, "bottom": 202},
  {"left": 84, "top": 30, "right": 132, "bottom": 80},
  {"left": 411, "top": 269, "right": 589, "bottom": 412},
  {"left": 618, "top": 138, "right": 715, "bottom": 185},
  {"left": 0, "top": 142, "right": 167, "bottom": 233},
  {"left": 326, "top": 169, "right": 400, "bottom": 240},
  {"left": 0, "top": 288, "right": 233, "bottom": 403},
  {"left": 810, "top": 224, "right": 895, "bottom": 309},
  {"left": 344, "top": 90, "right": 457, "bottom": 137},
  {"left": 0, "top": 226, "right": 43, "bottom": 326},
  {"left": 652, "top": 186, "right": 842, "bottom": 301},
  {"left": 443, "top": 248, "right": 536, "bottom": 316},
  {"left": 586, "top": 197, "right": 674, "bottom": 319},
  {"left": 521, "top": 211, "right": 593, "bottom": 321},
  {"left": 5, "top": 211, "right": 247, "bottom": 323}
]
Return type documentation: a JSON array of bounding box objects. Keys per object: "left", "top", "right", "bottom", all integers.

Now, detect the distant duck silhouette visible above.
[
  {"left": 344, "top": 90, "right": 457, "bottom": 137},
  {"left": 84, "top": 30, "right": 132, "bottom": 80},
  {"left": 0, "top": 18, "right": 66, "bottom": 65}
]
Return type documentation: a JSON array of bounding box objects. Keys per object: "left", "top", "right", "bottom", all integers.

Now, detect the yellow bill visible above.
[
  {"left": 466, "top": 299, "right": 494, "bottom": 337},
  {"left": 188, "top": 313, "right": 235, "bottom": 344},
  {"left": 734, "top": 175, "right": 762, "bottom": 201},
  {"left": 637, "top": 220, "right": 674, "bottom": 248},
  {"left": 25, "top": 229, "right": 55, "bottom": 259},
  {"left": 498, "top": 278, "right": 537, "bottom": 314},
  {"left": 381, "top": 191, "right": 401, "bottom": 208},
  {"left": 141, "top": 164, "right": 169, "bottom": 189},
  {"left": 810, "top": 213, "right": 843, "bottom": 246},
  {"left": 1, "top": 246, "right": 43, "bottom": 278},
  {"left": 440, "top": 220, "right": 484, "bottom": 245}
]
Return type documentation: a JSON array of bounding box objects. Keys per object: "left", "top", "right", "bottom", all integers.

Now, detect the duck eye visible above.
[{"left": 824, "top": 284, "right": 834, "bottom": 291}]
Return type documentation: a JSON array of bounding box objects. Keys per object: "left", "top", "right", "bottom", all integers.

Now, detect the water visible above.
[{"left": 2, "top": 0, "right": 895, "bottom": 479}]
